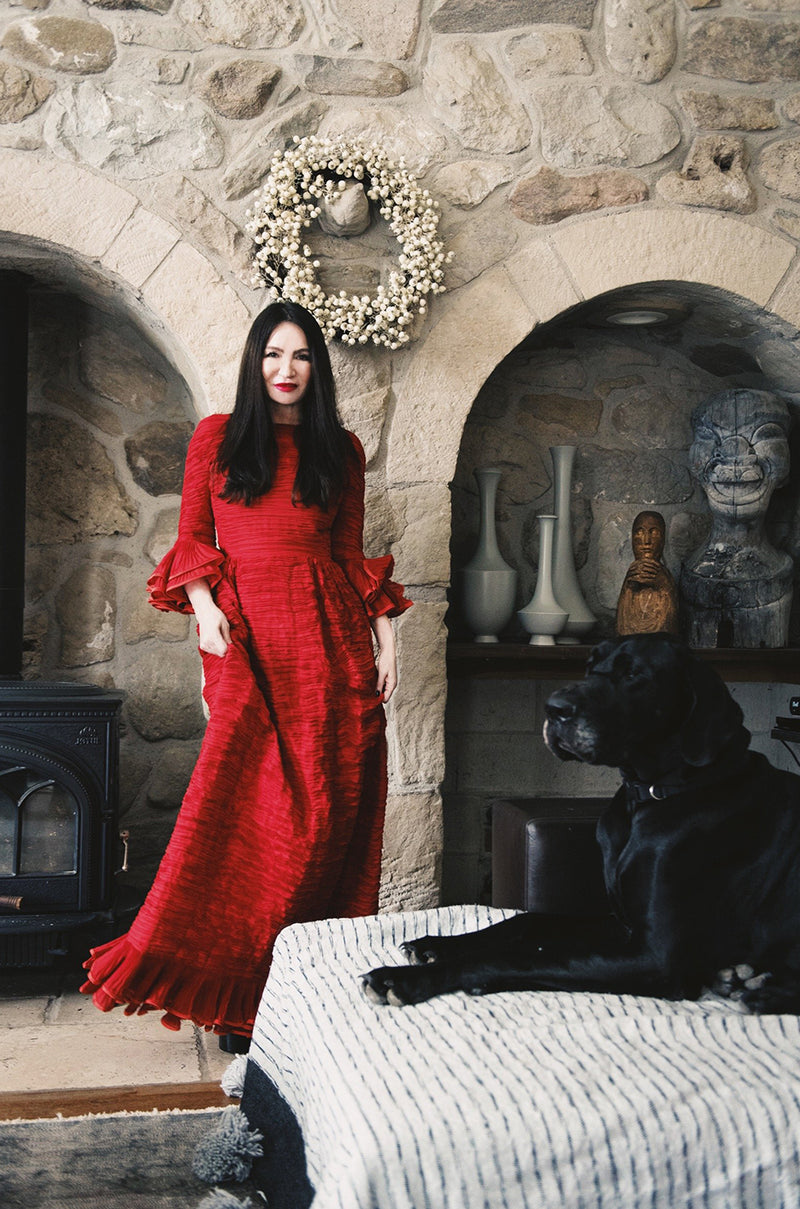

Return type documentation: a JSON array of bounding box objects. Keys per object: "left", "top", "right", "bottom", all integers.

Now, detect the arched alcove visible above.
[
  {"left": 0, "top": 152, "right": 255, "bottom": 891},
  {"left": 441, "top": 279, "right": 800, "bottom": 904},
  {"left": 0, "top": 148, "right": 252, "bottom": 416},
  {"left": 386, "top": 208, "right": 800, "bottom": 906}
]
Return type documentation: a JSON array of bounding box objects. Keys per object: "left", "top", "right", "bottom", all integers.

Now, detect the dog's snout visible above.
[{"left": 545, "top": 692, "right": 577, "bottom": 723}]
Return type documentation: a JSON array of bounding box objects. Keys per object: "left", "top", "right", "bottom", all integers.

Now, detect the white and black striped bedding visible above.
[{"left": 246, "top": 905, "right": 800, "bottom": 1208}]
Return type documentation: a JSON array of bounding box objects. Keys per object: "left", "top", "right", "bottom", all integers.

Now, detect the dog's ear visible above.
[
  {"left": 586, "top": 639, "right": 617, "bottom": 675},
  {"left": 678, "top": 651, "right": 749, "bottom": 766}
]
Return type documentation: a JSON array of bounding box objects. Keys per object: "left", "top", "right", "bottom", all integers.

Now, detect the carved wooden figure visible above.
[
  {"left": 680, "top": 388, "right": 793, "bottom": 648},
  {"left": 616, "top": 511, "right": 680, "bottom": 636}
]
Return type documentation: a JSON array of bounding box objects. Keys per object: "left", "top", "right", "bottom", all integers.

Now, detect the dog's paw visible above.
[
  {"left": 736, "top": 973, "right": 800, "bottom": 1015},
  {"left": 360, "top": 965, "right": 443, "bottom": 1007},
  {"left": 401, "top": 935, "right": 443, "bottom": 965}
]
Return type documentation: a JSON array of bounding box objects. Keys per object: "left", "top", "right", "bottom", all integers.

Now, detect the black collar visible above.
[{"left": 622, "top": 750, "right": 750, "bottom": 805}]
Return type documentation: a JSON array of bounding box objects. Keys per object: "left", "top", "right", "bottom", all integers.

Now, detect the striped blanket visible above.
[{"left": 243, "top": 905, "right": 800, "bottom": 1209}]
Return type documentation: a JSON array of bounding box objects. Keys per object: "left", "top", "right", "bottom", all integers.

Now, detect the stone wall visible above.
[{"left": 1, "top": 0, "right": 800, "bottom": 904}]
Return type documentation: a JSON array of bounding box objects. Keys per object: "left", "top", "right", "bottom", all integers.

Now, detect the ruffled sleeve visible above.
[
  {"left": 331, "top": 433, "right": 413, "bottom": 621},
  {"left": 147, "top": 414, "right": 228, "bottom": 614}
]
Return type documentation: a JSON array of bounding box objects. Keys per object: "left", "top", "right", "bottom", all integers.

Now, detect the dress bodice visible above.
[{"left": 147, "top": 413, "right": 412, "bottom": 621}]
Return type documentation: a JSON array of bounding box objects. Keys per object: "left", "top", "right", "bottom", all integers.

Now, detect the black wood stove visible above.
[{"left": 0, "top": 680, "right": 123, "bottom": 966}]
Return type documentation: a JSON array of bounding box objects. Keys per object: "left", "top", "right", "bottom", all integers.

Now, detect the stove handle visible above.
[{"left": 117, "top": 829, "right": 130, "bottom": 875}]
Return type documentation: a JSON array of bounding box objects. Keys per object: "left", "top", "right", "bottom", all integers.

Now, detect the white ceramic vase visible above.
[
  {"left": 550, "top": 444, "right": 596, "bottom": 644},
  {"left": 459, "top": 467, "right": 518, "bottom": 643},
  {"left": 518, "top": 515, "right": 568, "bottom": 645}
]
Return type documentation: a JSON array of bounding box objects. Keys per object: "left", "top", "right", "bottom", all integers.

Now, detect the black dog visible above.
[{"left": 363, "top": 633, "right": 800, "bottom": 1012}]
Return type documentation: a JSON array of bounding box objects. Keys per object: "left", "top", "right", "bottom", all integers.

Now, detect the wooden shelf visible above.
[{"left": 446, "top": 642, "right": 800, "bottom": 683}]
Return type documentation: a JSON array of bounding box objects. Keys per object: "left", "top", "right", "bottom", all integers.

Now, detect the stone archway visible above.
[
  {"left": 391, "top": 210, "right": 799, "bottom": 486},
  {"left": 0, "top": 147, "right": 252, "bottom": 414},
  {"left": 387, "top": 209, "right": 800, "bottom": 907}
]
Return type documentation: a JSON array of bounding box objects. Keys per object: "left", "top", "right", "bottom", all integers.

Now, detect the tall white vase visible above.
[
  {"left": 518, "top": 515, "right": 568, "bottom": 644},
  {"left": 459, "top": 467, "right": 518, "bottom": 643},
  {"left": 550, "top": 445, "right": 596, "bottom": 644}
]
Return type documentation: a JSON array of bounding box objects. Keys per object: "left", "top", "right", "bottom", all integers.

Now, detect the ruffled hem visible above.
[
  {"left": 340, "top": 555, "right": 413, "bottom": 620},
  {"left": 81, "top": 934, "right": 259, "bottom": 1037},
  {"left": 147, "top": 538, "right": 226, "bottom": 614}
]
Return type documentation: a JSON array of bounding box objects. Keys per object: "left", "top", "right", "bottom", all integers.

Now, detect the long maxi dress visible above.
[{"left": 81, "top": 414, "right": 412, "bottom": 1036}]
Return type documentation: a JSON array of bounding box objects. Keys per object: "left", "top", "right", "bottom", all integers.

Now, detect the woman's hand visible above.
[
  {"left": 372, "top": 614, "right": 397, "bottom": 703},
  {"left": 185, "top": 578, "right": 231, "bottom": 657}
]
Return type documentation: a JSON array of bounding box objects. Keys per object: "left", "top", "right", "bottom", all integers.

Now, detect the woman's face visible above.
[{"left": 262, "top": 322, "right": 312, "bottom": 420}]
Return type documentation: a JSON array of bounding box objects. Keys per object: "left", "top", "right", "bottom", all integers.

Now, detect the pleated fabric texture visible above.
[{"left": 81, "top": 415, "right": 411, "bottom": 1036}]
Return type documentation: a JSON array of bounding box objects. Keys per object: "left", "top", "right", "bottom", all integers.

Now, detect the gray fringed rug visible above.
[{"left": 0, "top": 1107, "right": 261, "bottom": 1209}]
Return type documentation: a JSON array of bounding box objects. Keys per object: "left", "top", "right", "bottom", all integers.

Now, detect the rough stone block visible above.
[
  {"left": 389, "top": 265, "right": 536, "bottom": 483},
  {"left": 0, "top": 63, "right": 53, "bottom": 123},
  {"left": 319, "top": 105, "right": 449, "bottom": 175},
  {"left": 604, "top": 0, "right": 676, "bottom": 82},
  {"left": 0, "top": 150, "right": 138, "bottom": 258},
  {"left": 125, "top": 642, "right": 207, "bottom": 741},
  {"left": 680, "top": 89, "right": 778, "bottom": 130},
  {"left": 102, "top": 205, "right": 181, "bottom": 292},
  {"left": 759, "top": 138, "right": 800, "bottom": 203},
  {"left": 26, "top": 413, "right": 138, "bottom": 545},
  {"left": 539, "top": 82, "right": 680, "bottom": 168},
  {"left": 656, "top": 135, "right": 756, "bottom": 213},
  {"left": 176, "top": 0, "right": 304, "bottom": 48},
  {"left": 380, "top": 789, "right": 442, "bottom": 912},
  {"left": 56, "top": 564, "right": 116, "bottom": 667},
  {"left": 390, "top": 602, "right": 447, "bottom": 789},
  {"left": 125, "top": 420, "right": 194, "bottom": 496},
  {"left": 299, "top": 55, "right": 408, "bottom": 97},
  {"left": 551, "top": 210, "right": 795, "bottom": 308},
  {"left": 685, "top": 17, "right": 800, "bottom": 83},
  {"left": 505, "top": 29, "right": 592, "bottom": 77},
  {"left": 324, "top": 0, "right": 421, "bottom": 60},
  {"left": 430, "top": 0, "right": 596, "bottom": 32},
  {"left": 43, "top": 82, "right": 224, "bottom": 180},
  {"left": 424, "top": 39, "right": 531, "bottom": 154},
  {"left": 433, "top": 159, "right": 513, "bottom": 209},
  {"left": 201, "top": 59, "right": 280, "bottom": 119},
  {"left": 510, "top": 166, "right": 648, "bottom": 225},
  {"left": 142, "top": 241, "right": 249, "bottom": 412},
  {"left": 390, "top": 482, "right": 452, "bottom": 586},
  {"left": 2, "top": 16, "right": 116, "bottom": 73}
]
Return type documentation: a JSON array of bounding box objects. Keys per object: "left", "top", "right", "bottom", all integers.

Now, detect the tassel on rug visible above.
[{"left": 192, "top": 1105, "right": 263, "bottom": 1184}]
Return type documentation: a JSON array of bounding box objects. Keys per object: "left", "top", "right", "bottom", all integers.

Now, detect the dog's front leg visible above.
[
  {"left": 401, "top": 912, "right": 622, "bottom": 967},
  {"left": 362, "top": 948, "right": 681, "bottom": 1007}
]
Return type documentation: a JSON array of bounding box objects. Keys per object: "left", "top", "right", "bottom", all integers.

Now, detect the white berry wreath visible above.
[{"left": 246, "top": 135, "right": 450, "bottom": 349}]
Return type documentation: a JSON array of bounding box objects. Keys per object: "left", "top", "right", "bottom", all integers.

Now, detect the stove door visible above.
[{"left": 0, "top": 745, "right": 92, "bottom": 913}]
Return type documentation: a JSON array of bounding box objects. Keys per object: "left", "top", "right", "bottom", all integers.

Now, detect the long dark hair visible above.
[{"left": 217, "top": 301, "right": 353, "bottom": 507}]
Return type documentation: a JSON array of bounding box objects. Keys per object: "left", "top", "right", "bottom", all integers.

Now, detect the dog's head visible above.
[{"left": 543, "top": 632, "right": 748, "bottom": 772}]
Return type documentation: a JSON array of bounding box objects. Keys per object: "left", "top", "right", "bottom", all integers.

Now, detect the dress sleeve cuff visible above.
[
  {"left": 341, "top": 555, "right": 413, "bottom": 620},
  {"left": 147, "top": 539, "right": 225, "bottom": 614}
]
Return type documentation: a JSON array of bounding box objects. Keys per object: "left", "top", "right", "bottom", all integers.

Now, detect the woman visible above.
[{"left": 81, "top": 301, "right": 411, "bottom": 1044}]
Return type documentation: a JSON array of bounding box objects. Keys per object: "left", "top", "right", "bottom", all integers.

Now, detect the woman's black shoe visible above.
[{"left": 218, "top": 1032, "right": 250, "bottom": 1054}]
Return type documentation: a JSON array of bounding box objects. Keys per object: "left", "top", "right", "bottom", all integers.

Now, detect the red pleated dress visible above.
[{"left": 81, "top": 414, "right": 411, "bottom": 1035}]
